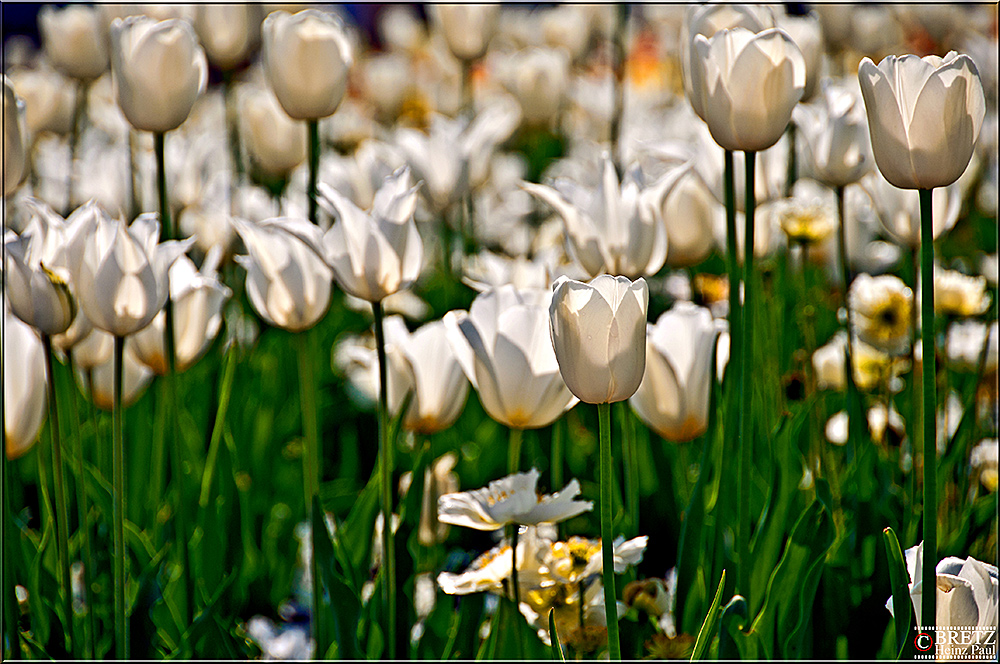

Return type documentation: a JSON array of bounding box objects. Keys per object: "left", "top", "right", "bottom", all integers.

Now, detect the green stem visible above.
[
  {"left": 372, "top": 300, "right": 397, "bottom": 659},
  {"left": 223, "top": 73, "right": 244, "bottom": 212},
  {"left": 127, "top": 131, "right": 140, "bottom": 221},
  {"left": 509, "top": 524, "right": 525, "bottom": 660},
  {"left": 66, "top": 80, "right": 88, "bottom": 215},
  {"left": 598, "top": 402, "right": 620, "bottom": 660},
  {"left": 307, "top": 119, "right": 320, "bottom": 226},
  {"left": 3, "top": 414, "right": 21, "bottom": 659},
  {"left": 551, "top": 418, "right": 564, "bottom": 492},
  {"left": 508, "top": 427, "right": 522, "bottom": 475},
  {"left": 610, "top": 4, "right": 628, "bottom": 177},
  {"left": 295, "top": 331, "right": 324, "bottom": 656},
  {"left": 784, "top": 122, "right": 797, "bottom": 198},
  {"left": 918, "top": 188, "right": 937, "bottom": 628},
  {"left": 723, "top": 149, "right": 742, "bottom": 565},
  {"left": 41, "top": 335, "right": 73, "bottom": 656},
  {"left": 837, "top": 186, "right": 864, "bottom": 459},
  {"left": 65, "top": 349, "right": 96, "bottom": 659},
  {"left": 737, "top": 150, "right": 756, "bottom": 603},
  {"left": 112, "top": 335, "right": 127, "bottom": 660},
  {"left": 198, "top": 345, "right": 238, "bottom": 508},
  {"left": 154, "top": 132, "right": 170, "bottom": 240}
]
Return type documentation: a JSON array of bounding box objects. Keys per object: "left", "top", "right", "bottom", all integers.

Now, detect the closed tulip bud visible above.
[
  {"left": 796, "top": 81, "right": 872, "bottom": 188},
  {"left": 69, "top": 327, "right": 115, "bottom": 371},
  {"left": 193, "top": 4, "right": 260, "bottom": 71},
  {"left": 318, "top": 167, "right": 423, "bottom": 302},
  {"left": 444, "top": 286, "right": 577, "bottom": 429},
  {"left": 689, "top": 27, "right": 805, "bottom": 152},
  {"left": 38, "top": 4, "right": 109, "bottom": 80},
  {"left": 503, "top": 47, "right": 570, "bottom": 127},
  {"left": 78, "top": 335, "right": 154, "bottom": 410},
  {"left": 4, "top": 309, "right": 47, "bottom": 459},
  {"left": 240, "top": 86, "right": 307, "bottom": 178},
  {"left": 662, "top": 168, "right": 720, "bottom": 267},
  {"left": 110, "top": 16, "right": 208, "bottom": 133},
  {"left": 262, "top": 9, "right": 353, "bottom": 121},
  {"left": 776, "top": 12, "right": 821, "bottom": 103},
  {"left": 630, "top": 303, "right": 721, "bottom": 441},
  {"left": 4, "top": 219, "right": 78, "bottom": 336},
  {"left": 10, "top": 68, "right": 75, "bottom": 137},
  {"left": 864, "top": 172, "right": 963, "bottom": 248},
  {"left": 132, "top": 250, "right": 232, "bottom": 374},
  {"left": 69, "top": 210, "right": 193, "bottom": 337},
  {"left": 232, "top": 217, "right": 333, "bottom": 332},
  {"left": 432, "top": 5, "right": 499, "bottom": 62},
  {"left": 549, "top": 274, "right": 648, "bottom": 404},
  {"left": 2, "top": 76, "right": 27, "bottom": 196},
  {"left": 858, "top": 52, "right": 986, "bottom": 190}
]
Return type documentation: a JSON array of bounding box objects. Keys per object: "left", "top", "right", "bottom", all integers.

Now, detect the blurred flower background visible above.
[{"left": 2, "top": 2, "right": 997, "bottom": 661}]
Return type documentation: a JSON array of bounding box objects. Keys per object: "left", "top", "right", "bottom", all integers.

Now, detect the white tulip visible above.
[
  {"left": 503, "top": 47, "right": 570, "bottom": 127},
  {"left": 231, "top": 217, "right": 333, "bottom": 333},
  {"left": 9, "top": 68, "right": 75, "bottom": 137},
  {"left": 661, "top": 168, "right": 720, "bottom": 267},
  {"left": 630, "top": 303, "right": 721, "bottom": 442},
  {"left": 262, "top": 9, "right": 353, "bottom": 121},
  {"left": 318, "top": 167, "right": 423, "bottom": 303},
  {"left": 38, "top": 4, "right": 109, "bottom": 80},
  {"left": 549, "top": 275, "right": 648, "bottom": 405},
  {"left": 887, "top": 542, "right": 998, "bottom": 654},
  {"left": 431, "top": 5, "right": 499, "bottom": 62},
  {"left": 945, "top": 320, "right": 998, "bottom": 373},
  {"left": 77, "top": 336, "right": 154, "bottom": 410},
  {"left": 70, "top": 328, "right": 115, "bottom": 372},
  {"left": 131, "top": 249, "right": 231, "bottom": 374},
  {"left": 776, "top": 12, "right": 822, "bottom": 103},
  {"left": 864, "top": 172, "right": 963, "bottom": 248},
  {"left": 688, "top": 27, "right": 805, "bottom": 152},
  {"left": 240, "top": 85, "right": 307, "bottom": 179},
  {"left": 795, "top": 81, "right": 872, "bottom": 188},
  {"left": 444, "top": 285, "right": 577, "bottom": 429},
  {"left": 69, "top": 209, "right": 192, "bottom": 337},
  {"left": 193, "top": 4, "right": 260, "bottom": 70},
  {"left": 110, "top": 16, "right": 208, "bottom": 133},
  {"left": 523, "top": 155, "right": 686, "bottom": 278},
  {"left": 858, "top": 52, "right": 986, "bottom": 190},
  {"left": 4, "top": 309, "right": 47, "bottom": 459}
]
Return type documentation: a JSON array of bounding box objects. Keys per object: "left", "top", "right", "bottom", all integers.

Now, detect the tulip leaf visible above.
[
  {"left": 675, "top": 427, "right": 718, "bottom": 634},
  {"left": 882, "top": 527, "right": 913, "bottom": 659},
  {"left": 313, "top": 494, "right": 362, "bottom": 660},
  {"left": 691, "top": 569, "right": 726, "bottom": 660},
  {"left": 548, "top": 608, "right": 565, "bottom": 661},
  {"left": 718, "top": 595, "right": 759, "bottom": 660}
]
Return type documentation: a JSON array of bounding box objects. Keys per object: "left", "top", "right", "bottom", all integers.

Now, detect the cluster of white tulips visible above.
[{"left": 3, "top": 3, "right": 998, "bottom": 661}]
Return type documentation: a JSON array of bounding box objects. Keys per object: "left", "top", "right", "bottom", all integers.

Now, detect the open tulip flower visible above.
[
  {"left": 110, "top": 16, "right": 207, "bottom": 133},
  {"left": 132, "top": 249, "right": 232, "bottom": 374},
  {"left": 630, "top": 303, "right": 723, "bottom": 442},
  {"left": 523, "top": 155, "right": 687, "bottom": 278},
  {"left": 858, "top": 52, "right": 986, "bottom": 191},
  {"left": 317, "top": 167, "right": 424, "bottom": 303},
  {"left": 445, "top": 285, "right": 577, "bottom": 430},
  {"left": 232, "top": 217, "right": 333, "bottom": 333},
  {"left": 68, "top": 209, "right": 193, "bottom": 338},
  {"left": 688, "top": 27, "right": 806, "bottom": 153},
  {"left": 438, "top": 468, "right": 593, "bottom": 531},
  {"left": 549, "top": 274, "right": 648, "bottom": 405}
]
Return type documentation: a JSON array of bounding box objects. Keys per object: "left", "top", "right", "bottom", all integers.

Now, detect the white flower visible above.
[
  {"left": 934, "top": 268, "right": 991, "bottom": 317},
  {"left": 795, "top": 80, "right": 872, "bottom": 188},
  {"left": 544, "top": 535, "right": 649, "bottom": 584},
  {"left": 864, "top": 172, "right": 962, "bottom": 248},
  {"left": 436, "top": 525, "right": 552, "bottom": 596},
  {"left": 438, "top": 468, "right": 593, "bottom": 531},
  {"left": 4, "top": 308, "right": 47, "bottom": 459},
  {"left": 970, "top": 439, "right": 998, "bottom": 492},
  {"left": 849, "top": 274, "right": 913, "bottom": 356},
  {"left": 945, "top": 320, "right": 998, "bottom": 372}
]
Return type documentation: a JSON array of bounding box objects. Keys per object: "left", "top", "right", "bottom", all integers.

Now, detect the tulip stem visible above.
[
  {"left": 737, "top": 150, "right": 756, "bottom": 603},
  {"left": 784, "top": 122, "right": 797, "bottom": 198},
  {"left": 723, "top": 149, "right": 742, "bottom": 563},
  {"left": 610, "top": 4, "right": 628, "bottom": 177},
  {"left": 836, "top": 186, "right": 864, "bottom": 462},
  {"left": 372, "top": 300, "right": 397, "bottom": 659},
  {"left": 2, "top": 441, "right": 20, "bottom": 659},
  {"left": 154, "top": 132, "right": 171, "bottom": 240},
  {"left": 508, "top": 427, "right": 522, "bottom": 475},
  {"left": 307, "top": 120, "right": 320, "bottom": 226},
  {"left": 918, "top": 188, "right": 937, "bottom": 629},
  {"left": 295, "top": 331, "right": 325, "bottom": 656},
  {"left": 508, "top": 523, "right": 525, "bottom": 660},
  {"left": 617, "top": 401, "right": 638, "bottom": 537},
  {"left": 597, "top": 402, "right": 621, "bottom": 660},
  {"left": 40, "top": 335, "right": 73, "bottom": 656},
  {"left": 112, "top": 335, "right": 128, "bottom": 660},
  {"left": 65, "top": 349, "right": 96, "bottom": 659},
  {"left": 66, "top": 79, "right": 89, "bottom": 216},
  {"left": 222, "top": 72, "right": 244, "bottom": 212}
]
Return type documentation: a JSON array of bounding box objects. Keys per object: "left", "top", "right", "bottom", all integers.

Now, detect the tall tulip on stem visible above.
[
  {"left": 738, "top": 151, "right": 756, "bottom": 602},
  {"left": 549, "top": 274, "right": 648, "bottom": 660},
  {"left": 858, "top": 51, "right": 985, "bottom": 629}
]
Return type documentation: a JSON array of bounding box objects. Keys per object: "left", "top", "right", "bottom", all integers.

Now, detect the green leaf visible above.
[
  {"left": 312, "top": 494, "right": 362, "bottom": 660},
  {"left": 718, "top": 595, "right": 758, "bottom": 660},
  {"left": 548, "top": 608, "right": 565, "bottom": 661},
  {"left": 691, "top": 570, "right": 726, "bottom": 660},
  {"left": 883, "top": 527, "right": 912, "bottom": 659}
]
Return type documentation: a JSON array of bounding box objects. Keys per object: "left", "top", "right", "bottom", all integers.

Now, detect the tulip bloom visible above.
[
  {"left": 132, "top": 251, "right": 232, "bottom": 374},
  {"left": 3, "top": 76, "right": 27, "bottom": 196},
  {"left": 549, "top": 274, "right": 648, "bottom": 405},
  {"left": 39, "top": 4, "right": 109, "bottom": 80},
  {"left": 431, "top": 4, "right": 499, "bottom": 62},
  {"left": 110, "top": 16, "right": 208, "bottom": 133},
  {"left": 661, "top": 168, "right": 720, "bottom": 268},
  {"left": 796, "top": 81, "right": 872, "bottom": 188},
  {"left": 630, "top": 303, "right": 722, "bottom": 442},
  {"left": 523, "top": 155, "right": 686, "bottom": 278},
  {"left": 193, "top": 4, "right": 260, "bottom": 71},
  {"left": 232, "top": 218, "right": 333, "bottom": 333},
  {"left": 78, "top": 335, "right": 155, "bottom": 410},
  {"left": 858, "top": 52, "right": 986, "bottom": 190},
  {"left": 262, "top": 10, "right": 353, "bottom": 121},
  {"left": 317, "top": 167, "right": 423, "bottom": 303},
  {"left": 445, "top": 286, "right": 577, "bottom": 429},
  {"left": 4, "top": 309, "right": 47, "bottom": 460},
  {"left": 240, "top": 86, "right": 307, "bottom": 179},
  {"left": 688, "top": 27, "right": 806, "bottom": 152},
  {"left": 69, "top": 211, "right": 192, "bottom": 338}
]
